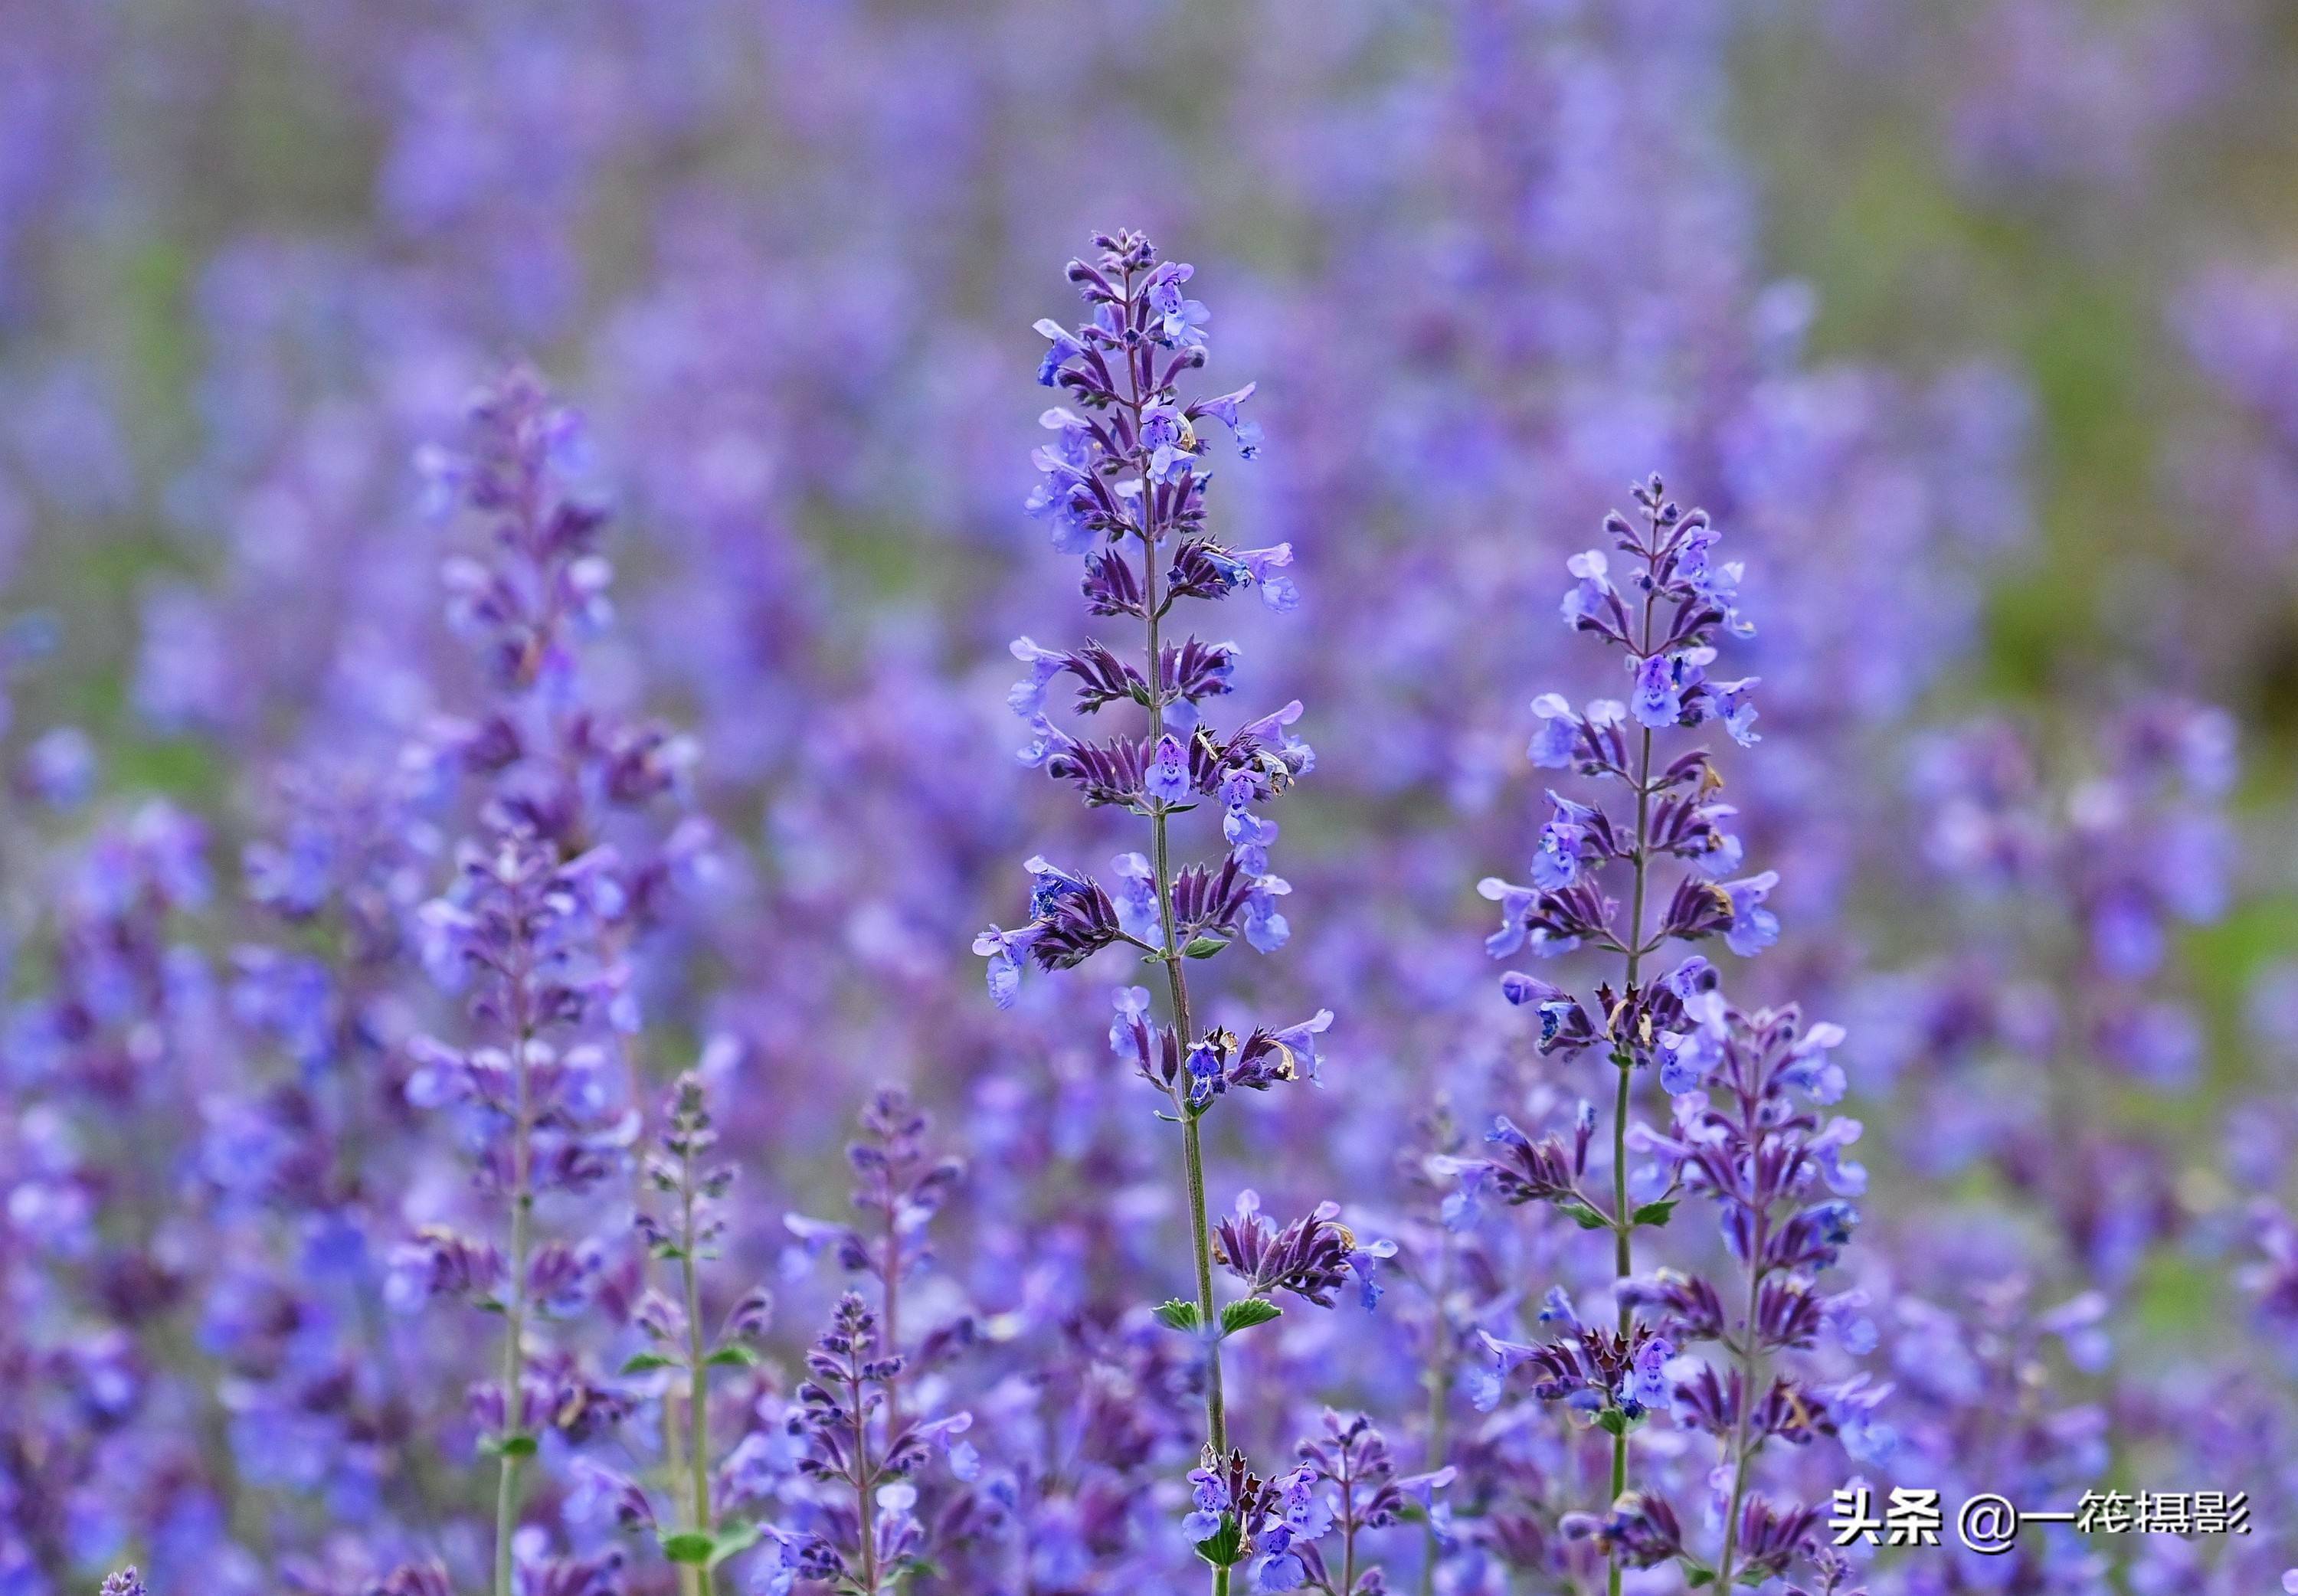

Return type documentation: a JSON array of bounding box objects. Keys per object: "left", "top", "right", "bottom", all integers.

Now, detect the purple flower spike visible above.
[
  {"left": 1472, "top": 476, "right": 1861, "bottom": 1594},
  {"left": 987, "top": 232, "right": 1350, "bottom": 1577}
]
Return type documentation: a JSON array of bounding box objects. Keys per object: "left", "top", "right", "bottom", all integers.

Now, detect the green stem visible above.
[
  {"left": 1605, "top": 565, "right": 1659, "bottom": 1596},
  {"left": 1125, "top": 269, "right": 1226, "bottom": 1593},
  {"left": 493, "top": 981, "right": 536, "bottom": 1596},
  {"left": 882, "top": 1189, "right": 903, "bottom": 1433},
  {"left": 493, "top": 1277, "right": 529, "bottom": 1587},
  {"left": 855, "top": 1360, "right": 879, "bottom": 1595},
  {"left": 1714, "top": 1105, "right": 1769, "bottom": 1585},
  {"left": 682, "top": 1153, "right": 714, "bottom": 1595}
]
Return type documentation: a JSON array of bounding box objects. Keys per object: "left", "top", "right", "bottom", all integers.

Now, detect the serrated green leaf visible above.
[
  {"left": 1219, "top": 1297, "right": 1283, "bottom": 1336},
  {"left": 1193, "top": 1513, "right": 1246, "bottom": 1568},
  {"left": 705, "top": 1343, "right": 762, "bottom": 1369},
  {"left": 1631, "top": 1199, "right": 1678, "bottom": 1228},
  {"left": 620, "top": 1351, "right": 679, "bottom": 1374},
  {"left": 1182, "top": 936, "right": 1228, "bottom": 959},
  {"left": 1154, "top": 1299, "right": 1203, "bottom": 1333},
  {"left": 660, "top": 1531, "right": 715, "bottom": 1565},
  {"left": 1556, "top": 1199, "right": 1610, "bottom": 1231}
]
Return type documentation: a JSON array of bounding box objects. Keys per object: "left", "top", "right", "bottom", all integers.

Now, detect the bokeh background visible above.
[{"left": 2, "top": 1, "right": 2296, "bottom": 1593}]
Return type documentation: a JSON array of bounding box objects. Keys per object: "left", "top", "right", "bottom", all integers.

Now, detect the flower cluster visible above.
[
  {"left": 760, "top": 1293, "right": 974, "bottom": 1595},
  {"left": 762, "top": 1091, "right": 981, "bottom": 1589},
  {"left": 978, "top": 230, "right": 1311, "bottom": 1011},
  {"left": 566, "top": 1070, "right": 781, "bottom": 1585},
  {"left": 977, "top": 231, "right": 1377, "bottom": 1594},
  {"left": 1184, "top": 1447, "right": 1331, "bottom": 1593},
  {"left": 6, "top": 14, "right": 2296, "bottom": 1589},
  {"left": 1468, "top": 479, "right": 1871, "bottom": 1593},
  {"left": 377, "top": 368, "right": 709, "bottom": 1596},
  {"left": 1285, "top": 1412, "right": 1454, "bottom": 1596}
]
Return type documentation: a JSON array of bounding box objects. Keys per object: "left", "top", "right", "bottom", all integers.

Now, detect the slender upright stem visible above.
[
  {"left": 680, "top": 1152, "right": 714, "bottom": 1596},
  {"left": 1124, "top": 267, "right": 1226, "bottom": 1596},
  {"left": 493, "top": 971, "right": 536, "bottom": 1596},
  {"left": 668, "top": 1401, "right": 700, "bottom": 1596},
  {"left": 882, "top": 1197, "right": 903, "bottom": 1433},
  {"left": 1714, "top": 1093, "right": 1768, "bottom": 1586},
  {"left": 1158, "top": 572, "right": 1232, "bottom": 1596},
  {"left": 1604, "top": 564, "right": 1661, "bottom": 1596},
  {"left": 853, "top": 1363, "right": 879, "bottom": 1594}
]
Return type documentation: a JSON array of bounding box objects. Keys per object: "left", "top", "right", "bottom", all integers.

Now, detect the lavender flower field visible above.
[{"left": 5, "top": 2, "right": 2298, "bottom": 1594}]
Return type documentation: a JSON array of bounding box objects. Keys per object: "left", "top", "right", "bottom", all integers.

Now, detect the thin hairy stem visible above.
[
  {"left": 681, "top": 1152, "right": 714, "bottom": 1595},
  {"left": 493, "top": 966, "right": 536, "bottom": 1596},
  {"left": 1116, "top": 263, "right": 1228, "bottom": 1596},
  {"left": 1604, "top": 545, "right": 1662, "bottom": 1596},
  {"left": 1714, "top": 1096, "right": 1768, "bottom": 1585},
  {"left": 882, "top": 1190, "right": 903, "bottom": 1432},
  {"left": 854, "top": 1366, "right": 879, "bottom": 1594}
]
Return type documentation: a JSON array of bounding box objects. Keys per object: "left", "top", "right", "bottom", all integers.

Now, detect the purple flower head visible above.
[
  {"left": 1034, "top": 316, "right": 1086, "bottom": 387},
  {"left": 1500, "top": 972, "right": 1599, "bottom": 1053},
  {"left": 1562, "top": 548, "right": 1615, "bottom": 630},
  {"left": 1213, "top": 1191, "right": 1379, "bottom": 1311},
  {"left": 1657, "top": 987, "right": 1730, "bottom": 1094},
  {"left": 1146, "top": 259, "right": 1210, "bottom": 347},
  {"left": 986, "top": 234, "right": 1347, "bottom": 1562},
  {"left": 1203, "top": 542, "right": 1297, "bottom": 610},
  {"left": 1145, "top": 732, "right": 1193, "bottom": 804},
  {"left": 1528, "top": 692, "right": 1580, "bottom": 767},
  {"left": 1631, "top": 652, "right": 1684, "bottom": 729},
  {"left": 1722, "top": 870, "right": 1781, "bottom": 956}
]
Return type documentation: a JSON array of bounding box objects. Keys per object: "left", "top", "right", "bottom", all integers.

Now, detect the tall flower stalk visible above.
[
  {"left": 388, "top": 368, "right": 706, "bottom": 1596},
  {"left": 579, "top": 1071, "right": 777, "bottom": 1589},
  {"left": 980, "top": 230, "right": 1373, "bottom": 1593},
  {"left": 765, "top": 1086, "right": 980, "bottom": 1593},
  {"left": 406, "top": 829, "right": 637, "bottom": 1596},
  {"left": 1473, "top": 478, "right": 1865, "bottom": 1593}
]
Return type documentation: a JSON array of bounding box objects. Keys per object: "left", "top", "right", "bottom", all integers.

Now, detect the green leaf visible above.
[
  {"left": 707, "top": 1522, "right": 764, "bottom": 1568},
  {"left": 705, "top": 1343, "right": 762, "bottom": 1369},
  {"left": 620, "top": 1352, "right": 679, "bottom": 1374},
  {"left": 660, "top": 1532, "right": 716, "bottom": 1565},
  {"left": 1685, "top": 1571, "right": 1715, "bottom": 1588},
  {"left": 1594, "top": 1408, "right": 1627, "bottom": 1437},
  {"left": 486, "top": 1432, "right": 538, "bottom": 1457},
  {"left": 1193, "top": 1513, "right": 1246, "bottom": 1568},
  {"left": 1154, "top": 1299, "right": 1203, "bottom": 1333},
  {"left": 1182, "top": 936, "right": 1229, "bottom": 959},
  {"left": 1631, "top": 1199, "right": 1678, "bottom": 1228},
  {"left": 1555, "top": 1199, "right": 1610, "bottom": 1231},
  {"left": 1219, "top": 1297, "right": 1283, "bottom": 1336}
]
